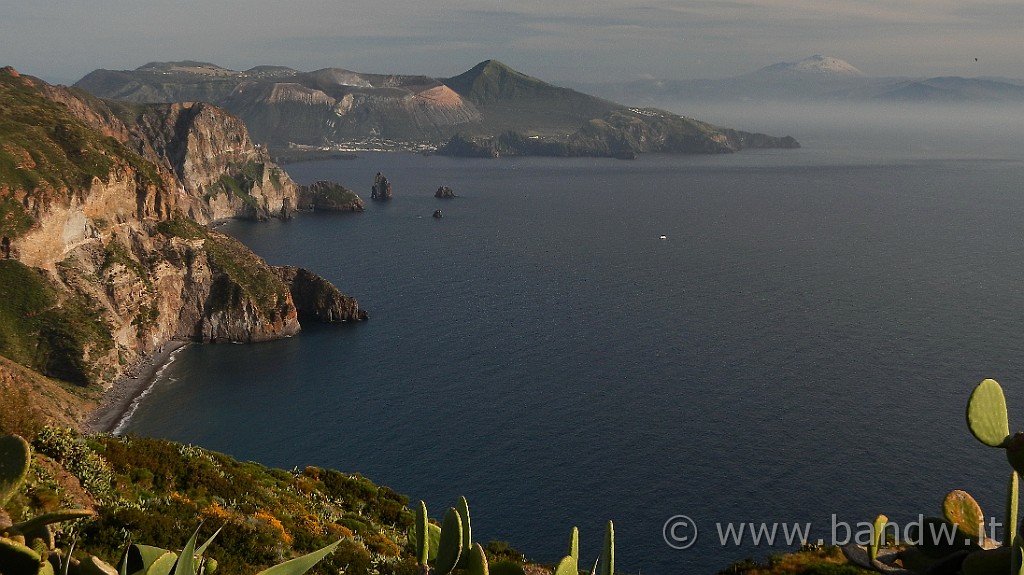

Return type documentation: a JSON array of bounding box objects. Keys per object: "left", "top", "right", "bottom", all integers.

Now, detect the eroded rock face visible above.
[
  {"left": 274, "top": 266, "right": 368, "bottom": 322},
  {"left": 0, "top": 68, "right": 362, "bottom": 390},
  {"left": 118, "top": 101, "right": 301, "bottom": 222}
]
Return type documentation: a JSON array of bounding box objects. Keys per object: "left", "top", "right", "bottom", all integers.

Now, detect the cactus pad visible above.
[
  {"left": 943, "top": 490, "right": 985, "bottom": 542},
  {"left": 415, "top": 501, "right": 429, "bottom": 565},
  {"left": 967, "top": 379, "right": 1011, "bottom": 447},
  {"left": 600, "top": 520, "right": 614, "bottom": 575},
  {"left": 0, "top": 536, "right": 44, "bottom": 574},
  {"left": 456, "top": 496, "right": 473, "bottom": 568},
  {"left": 553, "top": 555, "right": 578, "bottom": 575},
  {"left": 0, "top": 435, "right": 31, "bottom": 507},
  {"left": 869, "top": 514, "right": 888, "bottom": 562},
  {"left": 465, "top": 543, "right": 489, "bottom": 575},
  {"left": 13, "top": 509, "right": 97, "bottom": 536},
  {"left": 568, "top": 526, "right": 579, "bottom": 564},
  {"left": 434, "top": 507, "right": 463, "bottom": 575}
]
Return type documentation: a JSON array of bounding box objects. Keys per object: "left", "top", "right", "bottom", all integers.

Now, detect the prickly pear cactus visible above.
[
  {"left": 943, "top": 490, "right": 985, "bottom": 543},
  {"left": 568, "top": 526, "right": 578, "bottom": 564},
  {"left": 967, "top": 379, "right": 1010, "bottom": 447},
  {"left": 600, "top": 520, "right": 614, "bottom": 575},
  {"left": 456, "top": 496, "right": 472, "bottom": 568},
  {"left": 434, "top": 507, "right": 463, "bottom": 575},
  {"left": 0, "top": 434, "right": 31, "bottom": 507},
  {"left": 869, "top": 514, "right": 888, "bottom": 562},
  {"left": 465, "top": 543, "right": 489, "bottom": 575},
  {"left": 0, "top": 536, "right": 45, "bottom": 574},
  {"left": 415, "top": 500, "right": 429, "bottom": 565},
  {"left": 553, "top": 555, "right": 578, "bottom": 575}
]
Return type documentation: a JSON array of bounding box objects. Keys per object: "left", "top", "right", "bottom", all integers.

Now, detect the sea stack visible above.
[{"left": 371, "top": 172, "right": 393, "bottom": 200}]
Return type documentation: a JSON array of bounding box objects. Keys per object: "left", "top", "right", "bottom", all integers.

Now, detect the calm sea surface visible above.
[{"left": 124, "top": 108, "right": 1024, "bottom": 574}]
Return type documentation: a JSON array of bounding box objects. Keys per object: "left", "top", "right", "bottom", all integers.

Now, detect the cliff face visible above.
[
  {"left": 275, "top": 266, "right": 368, "bottom": 322},
  {"left": 0, "top": 67, "right": 364, "bottom": 412},
  {"left": 77, "top": 64, "right": 483, "bottom": 148},
  {"left": 117, "top": 102, "right": 300, "bottom": 222}
]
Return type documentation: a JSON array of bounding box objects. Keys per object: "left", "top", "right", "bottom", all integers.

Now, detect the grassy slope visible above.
[
  {"left": 0, "top": 68, "right": 161, "bottom": 239},
  {"left": 0, "top": 259, "right": 113, "bottom": 385},
  {"left": 2, "top": 429, "right": 418, "bottom": 575}
]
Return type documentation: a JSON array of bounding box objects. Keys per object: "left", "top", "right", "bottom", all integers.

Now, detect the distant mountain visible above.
[
  {"left": 750, "top": 55, "right": 865, "bottom": 77},
  {"left": 444, "top": 60, "right": 621, "bottom": 136},
  {"left": 583, "top": 55, "right": 1024, "bottom": 105},
  {"left": 76, "top": 62, "right": 481, "bottom": 148},
  {"left": 74, "top": 60, "right": 798, "bottom": 158}
]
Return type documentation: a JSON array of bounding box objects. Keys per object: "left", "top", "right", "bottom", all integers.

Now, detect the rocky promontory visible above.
[
  {"left": 0, "top": 66, "right": 365, "bottom": 428},
  {"left": 438, "top": 108, "right": 799, "bottom": 158},
  {"left": 275, "top": 266, "right": 368, "bottom": 322}
]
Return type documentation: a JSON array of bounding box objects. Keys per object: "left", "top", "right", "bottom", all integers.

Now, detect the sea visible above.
[{"left": 121, "top": 102, "right": 1024, "bottom": 574}]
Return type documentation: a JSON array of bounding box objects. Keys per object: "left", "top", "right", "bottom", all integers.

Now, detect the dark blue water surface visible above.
[{"left": 124, "top": 112, "right": 1024, "bottom": 574}]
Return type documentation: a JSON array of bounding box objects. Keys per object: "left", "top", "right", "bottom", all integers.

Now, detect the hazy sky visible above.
[{"left": 3, "top": 0, "right": 1023, "bottom": 85}]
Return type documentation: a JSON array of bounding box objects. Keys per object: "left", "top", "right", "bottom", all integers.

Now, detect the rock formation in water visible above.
[
  {"left": 434, "top": 186, "right": 456, "bottom": 198},
  {"left": 299, "top": 180, "right": 365, "bottom": 211},
  {"left": 0, "top": 66, "right": 365, "bottom": 427},
  {"left": 275, "top": 266, "right": 368, "bottom": 322},
  {"left": 371, "top": 172, "right": 393, "bottom": 200}
]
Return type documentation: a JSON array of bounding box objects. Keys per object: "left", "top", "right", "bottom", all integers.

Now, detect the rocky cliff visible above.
[
  {"left": 111, "top": 101, "right": 300, "bottom": 222},
  {"left": 0, "top": 66, "right": 365, "bottom": 426},
  {"left": 275, "top": 266, "right": 368, "bottom": 322},
  {"left": 76, "top": 63, "right": 483, "bottom": 148}
]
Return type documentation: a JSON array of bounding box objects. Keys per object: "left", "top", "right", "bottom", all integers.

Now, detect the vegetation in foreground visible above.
[
  {"left": 1, "top": 425, "right": 571, "bottom": 575},
  {"left": 718, "top": 545, "right": 871, "bottom": 575},
  {"left": 19, "top": 376, "right": 1017, "bottom": 575}
]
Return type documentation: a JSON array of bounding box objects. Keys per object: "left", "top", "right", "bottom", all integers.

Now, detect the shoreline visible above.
[{"left": 85, "top": 341, "right": 190, "bottom": 434}]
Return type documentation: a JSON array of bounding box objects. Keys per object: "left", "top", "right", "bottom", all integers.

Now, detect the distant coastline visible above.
[{"left": 85, "top": 341, "right": 189, "bottom": 434}]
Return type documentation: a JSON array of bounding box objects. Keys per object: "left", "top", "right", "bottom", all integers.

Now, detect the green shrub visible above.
[{"left": 32, "top": 426, "right": 113, "bottom": 500}]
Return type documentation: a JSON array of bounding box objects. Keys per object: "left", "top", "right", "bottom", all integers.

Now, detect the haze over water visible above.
[{"left": 125, "top": 103, "right": 1024, "bottom": 574}]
